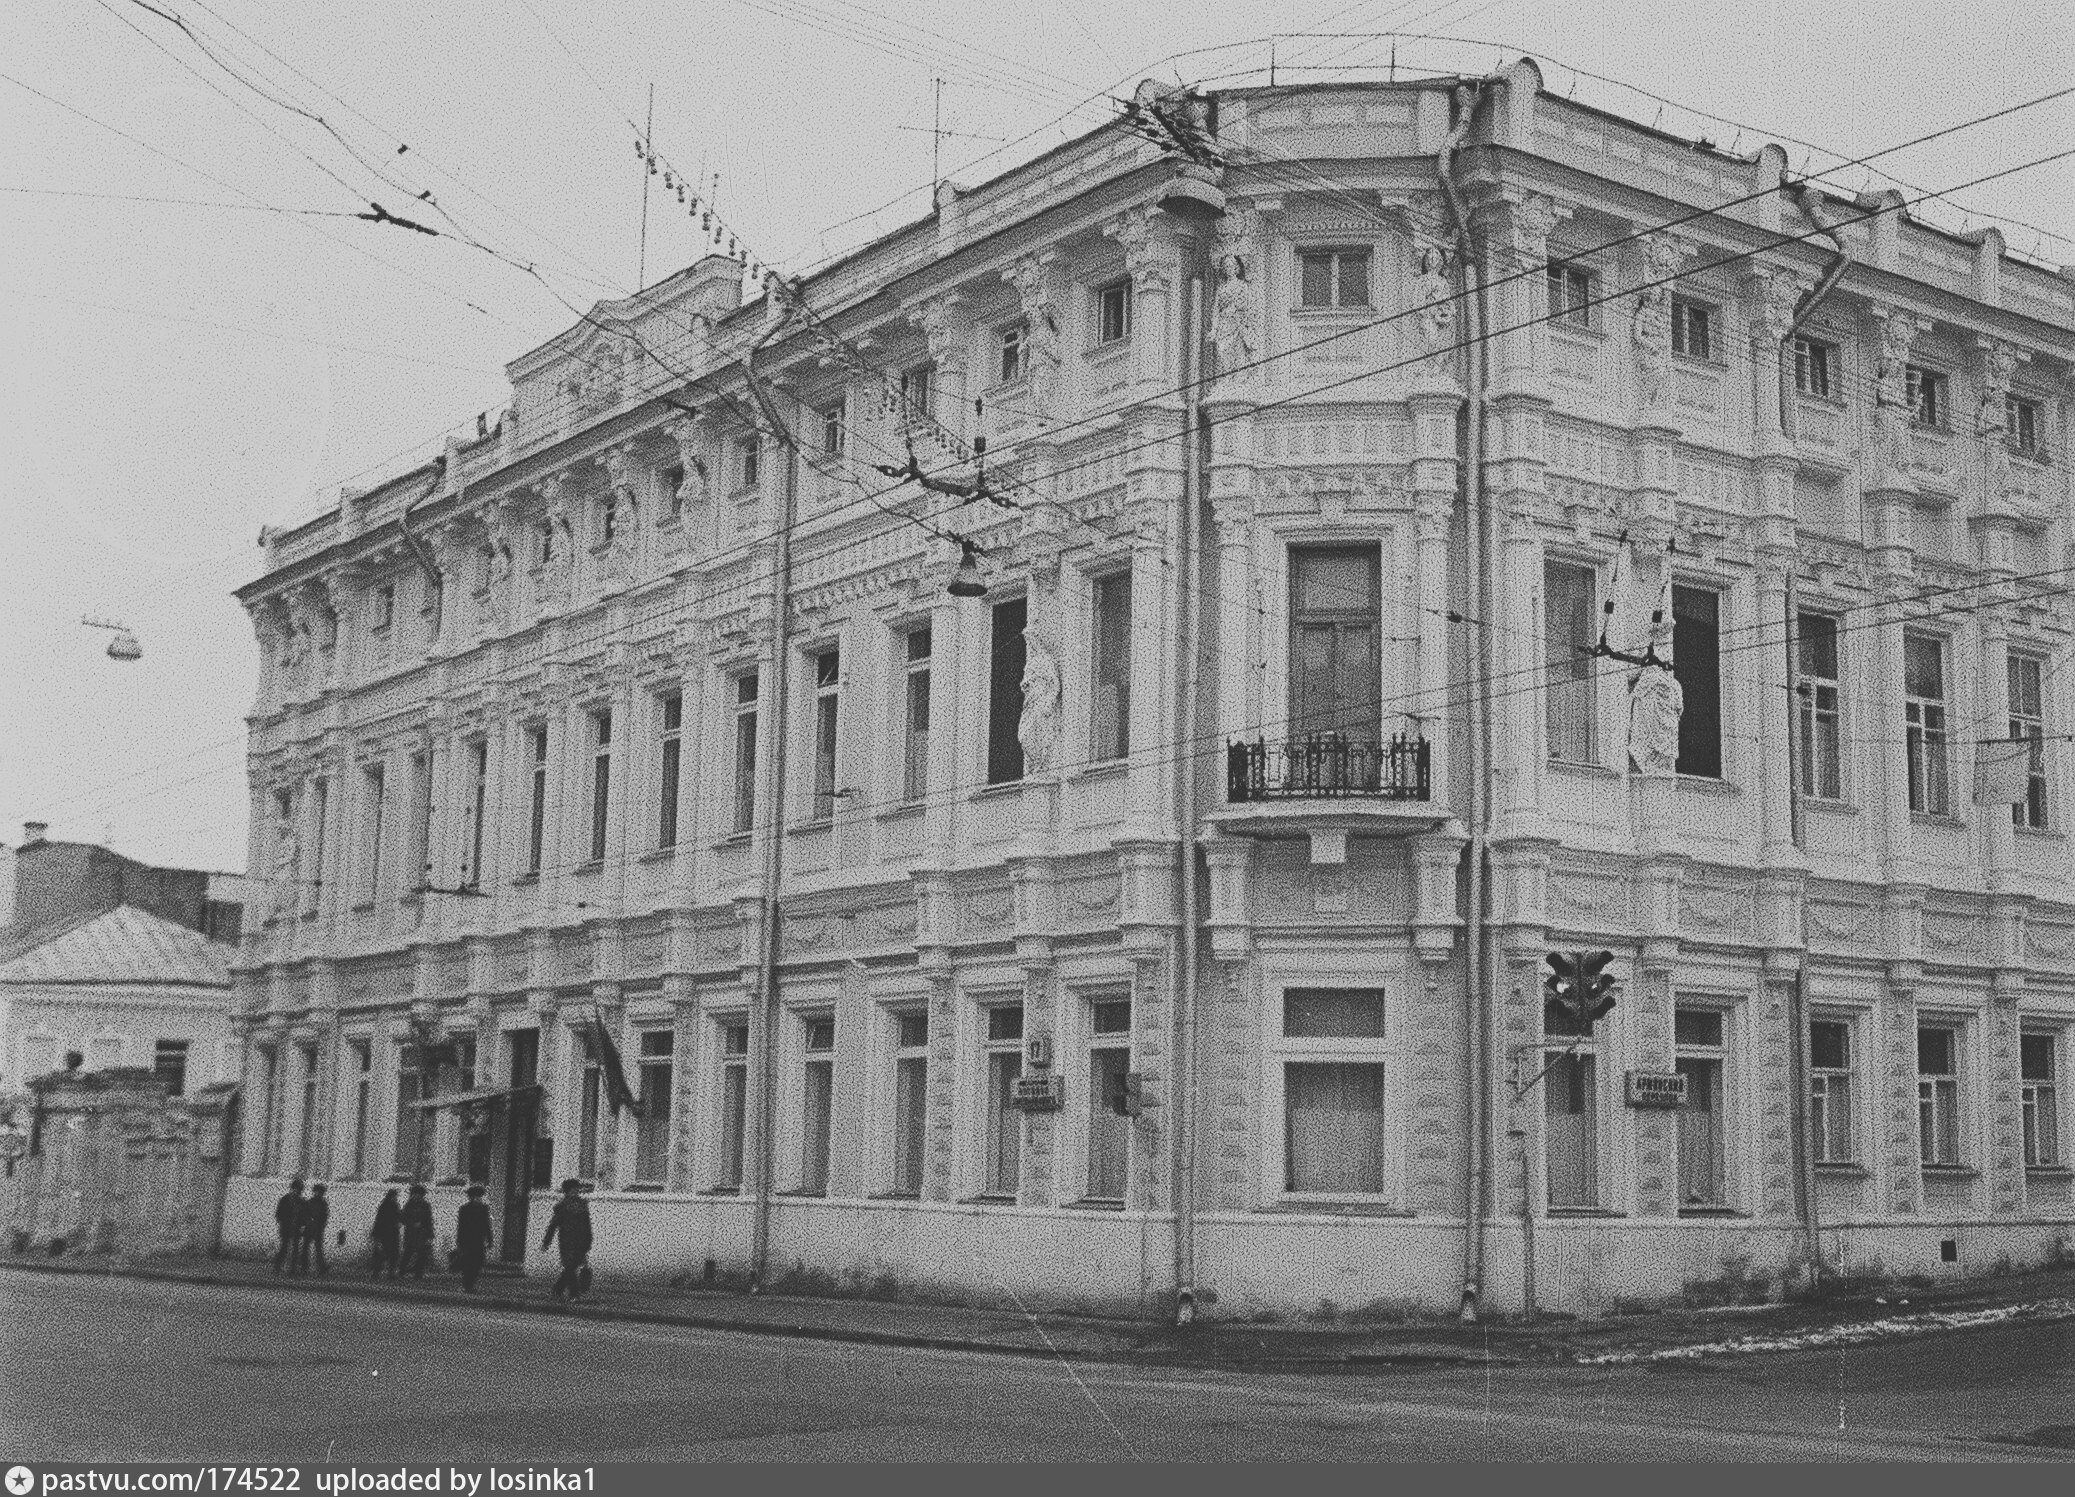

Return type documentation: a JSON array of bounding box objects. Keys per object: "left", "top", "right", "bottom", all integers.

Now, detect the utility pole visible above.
[{"left": 638, "top": 83, "right": 654, "bottom": 288}]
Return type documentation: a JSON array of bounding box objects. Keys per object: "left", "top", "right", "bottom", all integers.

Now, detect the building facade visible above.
[{"left": 226, "top": 63, "right": 2075, "bottom": 1317}]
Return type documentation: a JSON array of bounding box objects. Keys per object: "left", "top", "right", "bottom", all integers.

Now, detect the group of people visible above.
[{"left": 270, "top": 1177, "right": 594, "bottom": 1300}]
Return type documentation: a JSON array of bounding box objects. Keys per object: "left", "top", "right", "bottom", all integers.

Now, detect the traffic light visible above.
[
  {"left": 1544, "top": 949, "right": 1619, "bottom": 1035},
  {"left": 1108, "top": 1069, "right": 1144, "bottom": 1118}
]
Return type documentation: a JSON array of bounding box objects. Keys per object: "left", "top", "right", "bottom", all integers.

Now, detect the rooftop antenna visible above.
[{"left": 638, "top": 82, "right": 654, "bottom": 288}]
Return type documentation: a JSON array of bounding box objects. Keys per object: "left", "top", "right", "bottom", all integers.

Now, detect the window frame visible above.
[
  {"left": 587, "top": 707, "right": 612, "bottom": 864},
  {"left": 1089, "top": 570, "right": 1134, "bottom": 763},
  {"left": 795, "top": 1010, "right": 836, "bottom": 1196},
  {"left": 1808, "top": 1015, "right": 1858, "bottom": 1166},
  {"left": 819, "top": 398, "right": 847, "bottom": 459},
  {"left": 657, "top": 691, "right": 683, "bottom": 850},
  {"left": 1792, "top": 336, "right": 1837, "bottom": 400},
  {"left": 1903, "top": 631, "right": 1952, "bottom": 817},
  {"left": 1265, "top": 983, "right": 1397, "bottom": 1205},
  {"left": 731, "top": 671, "right": 760, "bottom": 837},
  {"left": 2005, "top": 395, "right": 2042, "bottom": 457},
  {"left": 1297, "top": 246, "right": 1373, "bottom": 310},
  {"left": 737, "top": 433, "right": 762, "bottom": 492},
  {"left": 977, "top": 1001, "right": 1024, "bottom": 1199},
  {"left": 1095, "top": 279, "right": 1132, "bottom": 346},
  {"left": 1669, "top": 296, "right": 1717, "bottom": 363},
  {"left": 1287, "top": 544, "right": 1384, "bottom": 744},
  {"left": 1795, "top": 610, "right": 1845, "bottom": 802},
  {"left": 631, "top": 1026, "right": 675, "bottom": 1186},
  {"left": 1672, "top": 583, "right": 1724, "bottom": 780},
  {"left": 900, "top": 625, "right": 932, "bottom": 804},
  {"left": 808, "top": 647, "right": 841, "bottom": 823},
  {"left": 1545, "top": 261, "right": 1598, "bottom": 331},
  {"left": 1543, "top": 558, "right": 1599, "bottom": 766},
  {"left": 887, "top": 1006, "right": 930, "bottom": 1198},
  {"left": 361, "top": 762, "right": 387, "bottom": 903},
  {"left": 461, "top": 740, "right": 488, "bottom": 889},
  {"left": 1081, "top": 993, "right": 1134, "bottom": 1204},
  {"left": 712, "top": 1014, "right": 751, "bottom": 1192},
  {"left": 2021, "top": 1030, "right": 2063, "bottom": 1169},
  {"left": 1905, "top": 365, "right": 1949, "bottom": 429},
  {"left": 2008, "top": 651, "right": 2049, "bottom": 831},
  {"left": 996, "top": 320, "right": 1028, "bottom": 385},
  {"left": 1672, "top": 1004, "right": 1733, "bottom": 1211},
  {"left": 1916, "top": 1022, "right": 1964, "bottom": 1168},
  {"left": 986, "top": 596, "right": 1027, "bottom": 786},
  {"left": 523, "top": 724, "right": 549, "bottom": 876}
]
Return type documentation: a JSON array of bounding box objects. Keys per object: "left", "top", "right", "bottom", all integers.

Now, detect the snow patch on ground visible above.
[{"left": 1575, "top": 1298, "right": 2075, "bottom": 1364}]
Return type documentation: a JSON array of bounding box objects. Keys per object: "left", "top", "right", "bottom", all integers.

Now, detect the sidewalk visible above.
[{"left": 8, "top": 1250, "right": 2074, "bottom": 1370}]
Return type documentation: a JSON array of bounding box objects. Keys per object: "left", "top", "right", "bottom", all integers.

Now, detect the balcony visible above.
[{"left": 1227, "top": 734, "right": 1430, "bottom": 804}]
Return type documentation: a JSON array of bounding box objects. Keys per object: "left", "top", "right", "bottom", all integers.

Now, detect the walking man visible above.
[
  {"left": 295, "top": 1183, "right": 331, "bottom": 1275},
  {"left": 398, "top": 1182, "right": 435, "bottom": 1279},
  {"left": 454, "top": 1184, "right": 494, "bottom": 1292},
  {"left": 369, "top": 1188, "right": 402, "bottom": 1279},
  {"left": 271, "top": 1178, "right": 305, "bottom": 1274},
  {"left": 540, "top": 1178, "right": 593, "bottom": 1303}
]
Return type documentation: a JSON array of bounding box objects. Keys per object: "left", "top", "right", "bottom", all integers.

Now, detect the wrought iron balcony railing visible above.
[{"left": 1226, "top": 733, "right": 1431, "bottom": 804}]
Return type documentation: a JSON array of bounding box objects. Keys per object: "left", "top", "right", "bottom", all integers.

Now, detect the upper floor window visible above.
[
  {"left": 462, "top": 740, "right": 488, "bottom": 889},
  {"left": 820, "top": 400, "right": 847, "bottom": 458},
  {"left": 2009, "top": 652, "right": 2049, "bottom": 831},
  {"left": 661, "top": 464, "right": 686, "bottom": 521},
  {"left": 371, "top": 584, "right": 395, "bottom": 633},
  {"left": 537, "top": 519, "right": 555, "bottom": 566},
  {"left": 997, "top": 322, "right": 1027, "bottom": 384},
  {"left": 899, "top": 364, "right": 934, "bottom": 422},
  {"left": 1905, "top": 366, "right": 1947, "bottom": 428},
  {"left": 1299, "top": 248, "right": 1371, "bottom": 309},
  {"left": 1903, "top": 632, "right": 1951, "bottom": 816},
  {"left": 1544, "top": 560, "right": 1597, "bottom": 765},
  {"left": 2006, "top": 395, "right": 2042, "bottom": 456},
  {"left": 1289, "top": 546, "right": 1381, "bottom": 743},
  {"left": 361, "top": 764, "right": 387, "bottom": 901},
  {"left": 1090, "top": 572, "right": 1133, "bottom": 762},
  {"left": 737, "top": 433, "right": 762, "bottom": 490},
  {"left": 1670, "top": 298, "right": 1714, "bottom": 361},
  {"left": 657, "top": 692, "right": 683, "bottom": 850},
  {"left": 986, "top": 598, "right": 1028, "bottom": 785},
  {"left": 809, "top": 648, "right": 841, "bottom": 822},
  {"left": 599, "top": 494, "right": 618, "bottom": 548},
  {"left": 902, "top": 627, "right": 932, "bottom": 803},
  {"left": 1796, "top": 611, "right": 1843, "bottom": 801},
  {"left": 524, "top": 726, "right": 548, "bottom": 875},
  {"left": 1672, "top": 584, "right": 1722, "bottom": 779},
  {"left": 1792, "top": 337, "right": 1835, "bottom": 399},
  {"left": 733, "top": 671, "right": 760, "bottom": 836},
  {"left": 588, "top": 709, "right": 612, "bottom": 863},
  {"left": 1546, "top": 262, "right": 1596, "bottom": 328},
  {"left": 1096, "top": 280, "right": 1132, "bottom": 345}
]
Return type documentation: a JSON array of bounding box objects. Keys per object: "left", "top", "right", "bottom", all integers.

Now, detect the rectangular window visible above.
[
  {"left": 1917, "top": 1026, "right": 1961, "bottom": 1166},
  {"left": 1670, "top": 298, "right": 1714, "bottom": 360},
  {"left": 998, "top": 322, "right": 1027, "bottom": 384},
  {"left": 987, "top": 597, "right": 1028, "bottom": 785},
  {"left": 1904, "top": 632, "right": 1951, "bottom": 816},
  {"left": 538, "top": 519, "right": 556, "bottom": 567},
  {"left": 254, "top": 1046, "right": 280, "bottom": 1175},
  {"left": 363, "top": 764, "right": 387, "bottom": 900},
  {"left": 1090, "top": 572, "right": 1133, "bottom": 762},
  {"left": 1810, "top": 1019, "right": 1855, "bottom": 1164},
  {"left": 1544, "top": 561, "right": 1597, "bottom": 764},
  {"left": 448, "top": 1035, "right": 481, "bottom": 1181},
  {"left": 310, "top": 779, "right": 329, "bottom": 907},
  {"left": 1674, "top": 1008, "right": 1727, "bottom": 1209},
  {"left": 577, "top": 1042, "right": 603, "bottom": 1181},
  {"left": 662, "top": 464, "right": 686, "bottom": 521},
  {"left": 902, "top": 628, "right": 931, "bottom": 803},
  {"left": 1086, "top": 997, "right": 1132, "bottom": 1202},
  {"left": 1792, "top": 337, "right": 1835, "bottom": 398},
  {"left": 899, "top": 364, "right": 934, "bottom": 426},
  {"left": 2009, "top": 653, "right": 2048, "bottom": 830},
  {"left": 296, "top": 1043, "right": 319, "bottom": 1176},
  {"left": 372, "top": 583, "right": 395, "bottom": 633},
  {"left": 1796, "top": 613, "right": 1843, "bottom": 801},
  {"left": 733, "top": 672, "right": 759, "bottom": 835},
  {"left": 820, "top": 400, "right": 846, "bottom": 458},
  {"left": 1905, "top": 365, "right": 1946, "bottom": 427},
  {"left": 891, "top": 1011, "right": 928, "bottom": 1197},
  {"left": 349, "top": 1040, "right": 372, "bottom": 1178},
  {"left": 599, "top": 494, "right": 617, "bottom": 549},
  {"left": 1299, "top": 248, "right": 1371, "bottom": 309},
  {"left": 1545, "top": 1051, "right": 1599, "bottom": 1208},
  {"left": 1096, "top": 280, "right": 1131, "bottom": 345},
  {"left": 1280, "top": 989, "right": 1388, "bottom": 1196},
  {"left": 2006, "top": 395, "right": 2041, "bottom": 456},
  {"left": 525, "top": 727, "right": 548, "bottom": 875},
  {"left": 462, "top": 741, "right": 488, "bottom": 889},
  {"left": 800, "top": 1014, "right": 835, "bottom": 1196},
  {"left": 657, "top": 693, "right": 683, "bottom": 849},
  {"left": 810, "top": 648, "right": 841, "bottom": 822},
  {"left": 983, "top": 1004, "right": 1023, "bottom": 1196},
  {"left": 718, "top": 1020, "right": 750, "bottom": 1190},
  {"left": 588, "top": 709, "right": 612, "bottom": 863},
  {"left": 1673, "top": 585, "right": 1722, "bottom": 779},
  {"left": 1289, "top": 546, "right": 1382, "bottom": 743},
  {"left": 633, "top": 1029, "right": 673, "bottom": 1185},
  {"left": 2022, "top": 1033, "right": 2061, "bottom": 1169},
  {"left": 394, "top": 1042, "right": 426, "bottom": 1178},
  {"left": 406, "top": 751, "right": 433, "bottom": 895},
  {"left": 154, "top": 1038, "right": 190, "bottom": 1097},
  {"left": 738, "top": 434, "right": 762, "bottom": 490},
  {"left": 1546, "top": 262, "right": 1596, "bottom": 328}
]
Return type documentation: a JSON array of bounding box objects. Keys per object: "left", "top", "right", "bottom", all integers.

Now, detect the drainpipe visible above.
[
  {"left": 1438, "top": 78, "right": 1490, "bottom": 1324},
  {"left": 744, "top": 306, "right": 799, "bottom": 1294},
  {"left": 1778, "top": 178, "right": 1847, "bottom": 1297},
  {"left": 1778, "top": 183, "right": 1852, "bottom": 440},
  {"left": 1173, "top": 250, "right": 1209, "bottom": 1326}
]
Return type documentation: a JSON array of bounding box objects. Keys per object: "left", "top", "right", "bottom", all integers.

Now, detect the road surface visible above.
[{"left": 2, "top": 1270, "right": 2069, "bottom": 1461}]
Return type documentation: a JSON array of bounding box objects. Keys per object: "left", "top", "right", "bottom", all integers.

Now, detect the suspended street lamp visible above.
[{"left": 81, "top": 615, "right": 142, "bottom": 661}]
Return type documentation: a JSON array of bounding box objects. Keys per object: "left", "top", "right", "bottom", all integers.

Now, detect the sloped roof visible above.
[{"left": 0, "top": 904, "right": 232, "bottom": 988}]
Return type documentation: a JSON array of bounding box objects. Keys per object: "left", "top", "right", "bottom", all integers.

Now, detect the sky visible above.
[{"left": 2, "top": 0, "right": 2071, "bottom": 876}]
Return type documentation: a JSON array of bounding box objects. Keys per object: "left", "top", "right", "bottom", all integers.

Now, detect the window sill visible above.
[
  {"left": 775, "top": 1188, "right": 829, "bottom": 1199},
  {"left": 958, "top": 1193, "right": 1018, "bottom": 1206},
  {"left": 1814, "top": 1162, "right": 1869, "bottom": 1177},
  {"left": 1065, "top": 1197, "right": 1126, "bottom": 1211},
  {"left": 1677, "top": 775, "right": 1740, "bottom": 796},
  {"left": 972, "top": 781, "right": 1025, "bottom": 801},
  {"left": 2024, "top": 1165, "right": 2072, "bottom": 1178},
  {"left": 715, "top": 833, "right": 753, "bottom": 850},
  {"left": 1911, "top": 812, "right": 1967, "bottom": 829},
  {"left": 1549, "top": 320, "right": 1605, "bottom": 342},
  {"left": 573, "top": 860, "right": 604, "bottom": 875},
  {"left": 699, "top": 1186, "right": 742, "bottom": 1197},
  {"left": 637, "top": 847, "right": 677, "bottom": 865},
  {"left": 788, "top": 819, "right": 834, "bottom": 836},
  {"left": 728, "top": 487, "right": 761, "bottom": 504},
  {"left": 1919, "top": 1165, "right": 1978, "bottom": 1178},
  {"left": 2015, "top": 824, "right": 2064, "bottom": 840},
  {"left": 1672, "top": 352, "right": 1727, "bottom": 372},
  {"left": 1676, "top": 1206, "right": 1747, "bottom": 1218},
  {"left": 1085, "top": 340, "right": 1131, "bottom": 363},
  {"left": 1290, "top": 304, "right": 1374, "bottom": 319},
  {"left": 624, "top": 1182, "right": 666, "bottom": 1193},
  {"left": 655, "top": 516, "right": 683, "bottom": 532},
  {"left": 1544, "top": 1208, "right": 1627, "bottom": 1218},
  {"left": 1794, "top": 392, "right": 1849, "bottom": 412},
  {"left": 876, "top": 800, "right": 926, "bottom": 822},
  {"left": 350, "top": 901, "right": 376, "bottom": 915},
  {"left": 1071, "top": 758, "right": 1130, "bottom": 782},
  {"left": 1268, "top": 1199, "right": 1412, "bottom": 1217},
  {"left": 1802, "top": 796, "right": 1859, "bottom": 816},
  {"left": 510, "top": 873, "right": 539, "bottom": 887},
  {"left": 868, "top": 1190, "right": 922, "bottom": 1201},
  {"left": 1549, "top": 757, "right": 1616, "bottom": 779}
]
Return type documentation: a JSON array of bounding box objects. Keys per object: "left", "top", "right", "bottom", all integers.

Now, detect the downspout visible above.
[
  {"left": 1778, "top": 177, "right": 1847, "bottom": 1296},
  {"left": 1173, "top": 246, "right": 1209, "bottom": 1325},
  {"left": 1778, "top": 183, "right": 1852, "bottom": 440},
  {"left": 1439, "top": 78, "right": 1490, "bottom": 1323},
  {"left": 744, "top": 307, "right": 799, "bottom": 1293}
]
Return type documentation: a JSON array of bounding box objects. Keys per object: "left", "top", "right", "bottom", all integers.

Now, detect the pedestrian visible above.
[
  {"left": 295, "top": 1183, "right": 331, "bottom": 1275},
  {"left": 540, "top": 1178, "right": 593, "bottom": 1303},
  {"left": 369, "top": 1188, "right": 402, "bottom": 1279},
  {"left": 271, "top": 1178, "right": 305, "bottom": 1274},
  {"left": 398, "top": 1182, "right": 434, "bottom": 1278},
  {"left": 454, "top": 1184, "right": 493, "bottom": 1292}
]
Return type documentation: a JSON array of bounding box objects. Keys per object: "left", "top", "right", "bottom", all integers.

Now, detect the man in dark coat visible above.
[
  {"left": 294, "top": 1183, "right": 331, "bottom": 1275},
  {"left": 540, "top": 1178, "right": 593, "bottom": 1303},
  {"left": 454, "top": 1184, "right": 494, "bottom": 1292},
  {"left": 369, "top": 1189, "right": 402, "bottom": 1278},
  {"left": 271, "top": 1178, "right": 305, "bottom": 1274},
  {"left": 398, "top": 1183, "right": 435, "bottom": 1278}
]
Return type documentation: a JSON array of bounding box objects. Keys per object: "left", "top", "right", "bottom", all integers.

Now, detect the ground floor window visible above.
[
  {"left": 633, "top": 1029, "right": 674, "bottom": 1185},
  {"left": 1674, "top": 1007, "right": 1728, "bottom": 1209},
  {"left": 891, "top": 1011, "right": 928, "bottom": 1197},
  {"left": 1810, "top": 1018, "right": 1855, "bottom": 1164},
  {"left": 1277, "top": 988, "right": 1389, "bottom": 1197},
  {"left": 1918, "top": 1024, "right": 1962, "bottom": 1167},
  {"left": 2022, "top": 1031, "right": 2061, "bottom": 1169},
  {"left": 982, "top": 1005, "right": 1023, "bottom": 1197},
  {"left": 1085, "top": 998, "right": 1132, "bottom": 1201},
  {"left": 716, "top": 1020, "right": 749, "bottom": 1191}
]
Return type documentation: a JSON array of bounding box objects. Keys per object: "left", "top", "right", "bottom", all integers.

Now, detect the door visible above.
[{"left": 500, "top": 1029, "right": 540, "bottom": 1264}]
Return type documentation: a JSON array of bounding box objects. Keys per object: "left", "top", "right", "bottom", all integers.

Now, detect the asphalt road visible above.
[{"left": 2, "top": 1270, "right": 2070, "bottom": 1462}]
